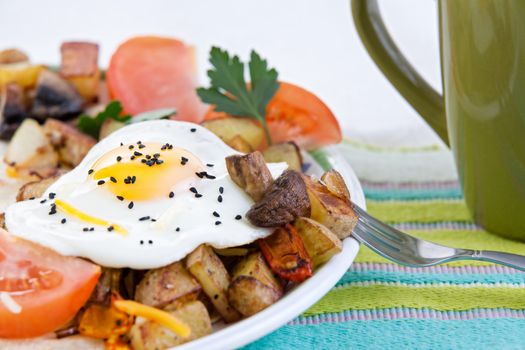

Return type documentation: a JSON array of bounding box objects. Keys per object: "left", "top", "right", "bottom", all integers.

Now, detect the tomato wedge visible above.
[
  {"left": 204, "top": 82, "right": 342, "bottom": 150},
  {"left": 107, "top": 36, "right": 207, "bottom": 123},
  {"left": 0, "top": 229, "right": 100, "bottom": 338}
]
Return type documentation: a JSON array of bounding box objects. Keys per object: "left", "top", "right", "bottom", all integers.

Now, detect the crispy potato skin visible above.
[
  {"left": 228, "top": 253, "right": 282, "bottom": 317},
  {"left": 263, "top": 141, "right": 303, "bottom": 171},
  {"left": 43, "top": 118, "right": 96, "bottom": 167},
  {"left": 16, "top": 173, "right": 62, "bottom": 201},
  {"left": 134, "top": 262, "right": 201, "bottom": 310},
  {"left": 202, "top": 117, "right": 263, "bottom": 150},
  {"left": 186, "top": 245, "right": 241, "bottom": 323},
  {"left": 258, "top": 224, "right": 313, "bottom": 282},
  {"left": 60, "top": 42, "right": 100, "bottom": 101},
  {"left": 129, "top": 300, "right": 212, "bottom": 350},
  {"left": 303, "top": 174, "right": 358, "bottom": 239},
  {"left": 226, "top": 151, "right": 274, "bottom": 202},
  {"left": 321, "top": 170, "right": 351, "bottom": 203},
  {"left": 293, "top": 217, "right": 342, "bottom": 267},
  {"left": 247, "top": 170, "right": 310, "bottom": 227}
]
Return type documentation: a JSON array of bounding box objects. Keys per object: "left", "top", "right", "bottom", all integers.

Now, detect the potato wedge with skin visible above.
[
  {"left": 226, "top": 151, "right": 273, "bottom": 202},
  {"left": 43, "top": 118, "right": 96, "bottom": 167},
  {"left": 321, "top": 170, "right": 351, "bottom": 203},
  {"left": 263, "top": 142, "right": 303, "bottom": 172},
  {"left": 4, "top": 118, "right": 59, "bottom": 179},
  {"left": 228, "top": 134, "right": 253, "bottom": 153},
  {"left": 129, "top": 300, "right": 212, "bottom": 350},
  {"left": 202, "top": 117, "right": 263, "bottom": 150},
  {"left": 134, "top": 262, "right": 201, "bottom": 310},
  {"left": 303, "top": 175, "right": 358, "bottom": 239},
  {"left": 16, "top": 173, "right": 63, "bottom": 201},
  {"left": 60, "top": 42, "right": 100, "bottom": 101},
  {"left": 186, "top": 244, "right": 241, "bottom": 323},
  {"left": 293, "top": 217, "right": 342, "bottom": 267},
  {"left": 247, "top": 170, "right": 310, "bottom": 227},
  {"left": 228, "top": 252, "right": 282, "bottom": 317}
]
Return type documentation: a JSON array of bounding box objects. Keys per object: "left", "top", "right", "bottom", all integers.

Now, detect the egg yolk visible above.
[{"left": 90, "top": 142, "right": 204, "bottom": 201}]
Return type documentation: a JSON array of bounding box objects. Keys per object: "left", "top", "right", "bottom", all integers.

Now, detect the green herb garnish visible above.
[
  {"left": 77, "top": 101, "right": 131, "bottom": 139},
  {"left": 197, "top": 47, "right": 279, "bottom": 145},
  {"left": 77, "top": 101, "right": 176, "bottom": 139}
]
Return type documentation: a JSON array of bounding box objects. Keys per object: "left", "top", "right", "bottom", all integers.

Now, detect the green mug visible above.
[{"left": 352, "top": 0, "right": 525, "bottom": 240}]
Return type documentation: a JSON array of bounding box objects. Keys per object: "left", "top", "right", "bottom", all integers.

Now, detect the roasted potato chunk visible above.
[
  {"left": 263, "top": 142, "right": 303, "bottom": 171},
  {"left": 16, "top": 173, "right": 62, "bottom": 201},
  {"left": 60, "top": 42, "right": 100, "bottom": 101},
  {"left": 0, "top": 49, "right": 43, "bottom": 88},
  {"left": 43, "top": 118, "right": 96, "bottom": 166},
  {"left": 321, "top": 170, "right": 351, "bottom": 203},
  {"left": 226, "top": 151, "right": 273, "bottom": 201},
  {"left": 129, "top": 300, "right": 212, "bottom": 350},
  {"left": 228, "top": 135, "right": 253, "bottom": 153},
  {"left": 293, "top": 217, "right": 342, "bottom": 267},
  {"left": 186, "top": 244, "right": 241, "bottom": 322},
  {"left": 247, "top": 170, "right": 310, "bottom": 227},
  {"left": 202, "top": 117, "right": 263, "bottom": 150},
  {"left": 134, "top": 262, "right": 201, "bottom": 310},
  {"left": 4, "top": 118, "right": 59, "bottom": 179},
  {"left": 0, "top": 49, "right": 28, "bottom": 64},
  {"left": 303, "top": 175, "right": 358, "bottom": 239},
  {"left": 228, "top": 252, "right": 283, "bottom": 317}
]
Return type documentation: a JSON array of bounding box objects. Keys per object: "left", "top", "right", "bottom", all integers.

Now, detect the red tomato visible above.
[
  {"left": 107, "top": 36, "right": 207, "bottom": 123},
  {"left": 0, "top": 230, "right": 100, "bottom": 338},
  {"left": 204, "top": 82, "right": 342, "bottom": 150}
]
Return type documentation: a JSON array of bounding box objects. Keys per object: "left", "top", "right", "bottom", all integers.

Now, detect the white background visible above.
[{"left": 0, "top": 0, "right": 443, "bottom": 147}]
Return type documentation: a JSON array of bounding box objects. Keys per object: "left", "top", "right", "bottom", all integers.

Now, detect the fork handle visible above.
[{"left": 468, "top": 250, "right": 525, "bottom": 272}]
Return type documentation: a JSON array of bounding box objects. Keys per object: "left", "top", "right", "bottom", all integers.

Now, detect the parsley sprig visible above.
[
  {"left": 77, "top": 101, "right": 131, "bottom": 139},
  {"left": 197, "top": 47, "right": 279, "bottom": 145}
]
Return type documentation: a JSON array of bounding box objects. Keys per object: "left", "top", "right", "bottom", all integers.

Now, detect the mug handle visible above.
[{"left": 351, "top": 0, "right": 448, "bottom": 145}]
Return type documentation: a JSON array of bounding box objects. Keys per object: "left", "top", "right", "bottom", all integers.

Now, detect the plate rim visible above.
[{"left": 173, "top": 145, "right": 365, "bottom": 350}]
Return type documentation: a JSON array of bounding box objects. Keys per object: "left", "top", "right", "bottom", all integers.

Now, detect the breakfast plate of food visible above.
[{"left": 0, "top": 36, "right": 365, "bottom": 350}]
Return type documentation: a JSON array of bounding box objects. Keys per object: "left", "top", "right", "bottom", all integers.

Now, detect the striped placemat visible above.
[{"left": 244, "top": 139, "right": 525, "bottom": 350}]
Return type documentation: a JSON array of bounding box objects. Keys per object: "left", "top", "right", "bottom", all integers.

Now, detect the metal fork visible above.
[{"left": 351, "top": 203, "right": 525, "bottom": 271}]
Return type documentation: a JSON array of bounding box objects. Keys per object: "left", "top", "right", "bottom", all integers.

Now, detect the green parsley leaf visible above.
[
  {"left": 197, "top": 47, "right": 279, "bottom": 145},
  {"left": 131, "top": 108, "right": 176, "bottom": 123},
  {"left": 77, "top": 101, "right": 131, "bottom": 139}
]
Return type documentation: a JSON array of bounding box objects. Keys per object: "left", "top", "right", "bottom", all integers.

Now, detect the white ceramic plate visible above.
[{"left": 174, "top": 145, "right": 365, "bottom": 350}]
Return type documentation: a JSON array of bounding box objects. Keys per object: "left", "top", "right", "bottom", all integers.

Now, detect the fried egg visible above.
[{"left": 5, "top": 120, "right": 286, "bottom": 269}]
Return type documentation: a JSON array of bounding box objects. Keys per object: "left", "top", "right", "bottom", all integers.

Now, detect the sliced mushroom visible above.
[{"left": 0, "top": 82, "right": 28, "bottom": 139}]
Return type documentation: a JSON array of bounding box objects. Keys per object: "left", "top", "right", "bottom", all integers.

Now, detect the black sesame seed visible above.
[
  {"left": 116, "top": 156, "right": 122, "bottom": 162},
  {"left": 130, "top": 155, "right": 135, "bottom": 160},
  {"left": 205, "top": 173, "right": 216, "bottom": 180},
  {"left": 129, "top": 145, "right": 134, "bottom": 150},
  {"left": 189, "top": 187, "right": 197, "bottom": 194},
  {"left": 89, "top": 227, "right": 95, "bottom": 232},
  {"left": 128, "top": 201, "right": 134, "bottom": 209},
  {"left": 83, "top": 227, "right": 89, "bottom": 232},
  {"left": 181, "top": 156, "right": 188, "bottom": 165},
  {"left": 141, "top": 159, "right": 147, "bottom": 163},
  {"left": 151, "top": 218, "right": 157, "bottom": 222},
  {"left": 97, "top": 180, "right": 105, "bottom": 185},
  {"left": 40, "top": 199, "right": 47, "bottom": 204},
  {"left": 190, "top": 128, "right": 196, "bottom": 132},
  {"left": 110, "top": 177, "right": 117, "bottom": 183},
  {"left": 120, "top": 142, "right": 124, "bottom": 146},
  {"left": 148, "top": 240, "right": 153, "bottom": 244},
  {"left": 138, "top": 144, "right": 145, "bottom": 149},
  {"left": 61, "top": 218, "right": 67, "bottom": 224},
  {"left": 156, "top": 159, "right": 164, "bottom": 165},
  {"left": 140, "top": 240, "right": 144, "bottom": 245},
  {"left": 29, "top": 197, "right": 35, "bottom": 200},
  {"left": 48, "top": 209, "right": 56, "bottom": 215},
  {"left": 117, "top": 195, "right": 124, "bottom": 201},
  {"left": 107, "top": 226, "right": 114, "bottom": 232},
  {"left": 217, "top": 195, "right": 223, "bottom": 203},
  {"left": 146, "top": 154, "right": 151, "bottom": 159},
  {"left": 161, "top": 145, "right": 166, "bottom": 151},
  {"left": 88, "top": 169, "right": 94, "bottom": 175},
  {"left": 219, "top": 187, "right": 224, "bottom": 194},
  {"left": 169, "top": 191, "right": 174, "bottom": 198},
  {"left": 206, "top": 163, "right": 214, "bottom": 168},
  {"left": 137, "top": 141, "right": 142, "bottom": 144},
  {"left": 48, "top": 192, "right": 56, "bottom": 199},
  {"left": 124, "top": 177, "right": 131, "bottom": 184},
  {"left": 213, "top": 211, "right": 220, "bottom": 217},
  {"left": 235, "top": 215, "right": 242, "bottom": 220},
  {"left": 195, "top": 172, "right": 204, "bottom": 179},
  {"left": 134, "top": 151, "right": 143, "bottom": 157},
  {"left": 175, "top": 227, "right": 180, "bottom": 232},
  {"left": 139, "top": 216, "right": 150, "bottom": 221},
  {"left": 195, "top": 193, "right": 203, "bottom": 198},
  {"left": 215, "top": 221, "right": 222, "bottom": 225},
  {"left": 131, "top": 176, "right": 136, "bottom": 183},
  {"left": 153, "top": 153, "right": 160, "bottom": 158}
]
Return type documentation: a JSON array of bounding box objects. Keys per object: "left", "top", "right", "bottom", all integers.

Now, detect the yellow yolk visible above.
[
  {"left": 55, "top": 199, "right": 127, "bottom": 234},
  {"left": 91, "top": 143, "right": 204, "bottom": 201}
]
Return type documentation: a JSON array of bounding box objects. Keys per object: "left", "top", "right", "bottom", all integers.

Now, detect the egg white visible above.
[{"left": 5, "top": 120, "right": 286, "bottom": 269}]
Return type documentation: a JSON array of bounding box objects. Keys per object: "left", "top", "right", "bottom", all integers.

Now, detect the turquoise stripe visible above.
[
  {"left": 242, "top": 318, "right": 525, "bottom": 350},
  {"left": 363, "top": 187, "right": 463, "bottom": 200},
  {"left": 336, "top": 270, "right": 525, "bottom": 286}
]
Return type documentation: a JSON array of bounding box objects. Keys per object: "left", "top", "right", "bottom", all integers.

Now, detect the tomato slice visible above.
[
  {"left": 107, "top": 36, "right": 206, "bottom": 123},
  {"left": 204, "top": 82, "right": 342, "bottom": 150},
  {"left": 0, "top": 229, "right": 100, "bottom": 338}
]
